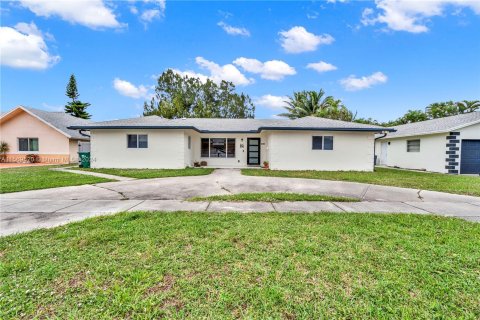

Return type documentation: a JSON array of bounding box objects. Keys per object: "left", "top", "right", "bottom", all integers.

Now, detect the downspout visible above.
[
  {"left": 373, "top": 132, "right": 388, "bottom": 170},
  {"left": 79, "top": 129, "right": 90, "bottom": 138}
]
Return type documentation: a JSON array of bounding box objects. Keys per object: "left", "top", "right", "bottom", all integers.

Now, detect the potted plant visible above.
[
  {"left": 262, "top": 161, "right": 269, "bottom": 169},
  {"left": 0, "top": 141, "right": 9, "bottom": 162},
  {"left": 194, "top": 161, "right": 200, "bottom": 167}
]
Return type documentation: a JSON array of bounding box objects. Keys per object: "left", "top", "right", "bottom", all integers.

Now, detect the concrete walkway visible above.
[
  {"left": 1, "top": 169, "right": 479, "bottom": 236},
  {"left": 50, "top": 167, "right": 136, "bottom": 181}
]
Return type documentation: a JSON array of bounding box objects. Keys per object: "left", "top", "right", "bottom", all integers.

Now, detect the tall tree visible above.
[
  {"left": 144, "top": 69, "right": 255, "bottom": 118},
  {"left": 278, "top": 90, "right": 333, "bottom": 119},
  {"left": 456, "top": 100, "right": 480, "bottom": 113},
  {"left": 279, "top": 90, "right": 356, "bottom": 121},
  {"left": 66, "top": 74, "right": 79, "bottom": 102},
  {"left": 64, "top": 74, "right": 91, "bottom": 119}
]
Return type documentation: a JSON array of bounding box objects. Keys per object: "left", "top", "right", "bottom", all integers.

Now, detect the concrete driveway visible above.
[{"left": 1, "top": 169, "right": 479, "bottom": 236}]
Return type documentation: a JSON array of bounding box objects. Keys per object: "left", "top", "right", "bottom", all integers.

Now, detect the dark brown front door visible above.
[{"left": 247, "top": 138, "right": 260, "bottom": 165}]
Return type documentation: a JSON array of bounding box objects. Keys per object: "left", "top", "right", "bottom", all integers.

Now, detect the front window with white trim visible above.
[
  {"left": 407, "top": 139, "right": 420, "bottom": 152},
  {"left": 18, "top": 138, "right": 39, "bottom": 152},
  {"left": 127, "top": 134, "right": 148, "bottom": 148}
]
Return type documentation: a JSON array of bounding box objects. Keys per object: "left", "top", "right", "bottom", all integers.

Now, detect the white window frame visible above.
[
  {"left": 312, "top": 135, "right": 334, "bottom": 151},
  {"left": 127, "top": 134, "right": 148, "bottom": 149},
  {"left": 18, "top": 137, "right": 39, "bottom": 153},
  {"left": 407, "top": 139, "right": 420, "bottom": 152}
]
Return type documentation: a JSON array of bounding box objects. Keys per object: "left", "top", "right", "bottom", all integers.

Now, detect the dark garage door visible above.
[{"left": 460, "top": 140, "right": 480, "bottom": 174}]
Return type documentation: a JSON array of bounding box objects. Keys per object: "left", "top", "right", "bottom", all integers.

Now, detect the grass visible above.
[
  {"left": 74, "top": 167, "right": 214, "bottom": 179},
  {"left": 0, "top": 165, "right": 111, "bottom": 194},
  {"left": 242, "top": 167, "right": 480, "bottom": 197},
  {"left": 1, "top": 211, "right": 479, "bottom": 319},
  {"left": 189, "top": 192, "right": 359, "bottom": 202}
]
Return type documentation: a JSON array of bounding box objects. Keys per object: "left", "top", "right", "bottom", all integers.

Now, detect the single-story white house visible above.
[
  {"left": 375, "top": 112, "right": 480, "bottom": 174},
  {"left": 69, "top": 116, "right": 394, "bottom": 171}
]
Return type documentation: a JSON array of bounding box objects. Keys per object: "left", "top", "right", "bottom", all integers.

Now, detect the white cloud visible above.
[
  {"left": 361, "top": 0, "right": 480, "bottom": 33},
  {"left": 340, "top": 72, "right": 388, "bottom": 91},
  {"left": 113, "top": 78, "right": 149, "bottom": 99},
  {"left": 0, "top": 22, "right": 60, "bottom": 70},
  {"left": 170, "top": 69, "right": 209, "bottom": 83},
  {"left": 233, "top": 57, "right": 296, "bottom": 81},
  {"left": 195, "top": 57, "right": 254, "bottom": 86},
  {"left": 254, "top": 94, "right": 289, "bottom": 110},
  {"left": 279, "top": 26, "right": 334, "bottom": 53},
  {"left": 217, "top": 21, "right": 250, "bottom": 36},
  {"left": 19, "top": 0, "right": 122, "bottom": 29},
  {"left": 135, "top": 0, "right": 166, "bottom": 25},
  {"left": 307, "top": 61, "right": 338, "bottom": 73}
]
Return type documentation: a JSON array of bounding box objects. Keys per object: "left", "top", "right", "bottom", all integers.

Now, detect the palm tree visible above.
[
  {"left": 456, "top": 100, "right": 480, "bottom": 113},
  {"left": 318, "top": 98, "right": 356, "bottom": 122},
  {"left": 278, "top": 89, "right": 333, "bottom": 119}
]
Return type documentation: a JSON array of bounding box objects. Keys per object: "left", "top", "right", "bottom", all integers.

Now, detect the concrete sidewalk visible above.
[
  {"left": 1, "top": 169, "right": 479, "bottom": 236},
  {"left": 50, "top": 167, "right": 136, "bottom": 181},
  {"left": 1, "top": 198, "right": 479, "bottom": 236}
]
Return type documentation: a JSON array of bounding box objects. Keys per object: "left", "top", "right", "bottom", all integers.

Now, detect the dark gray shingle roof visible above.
[
  {"left": 69, "top": 116, "right": 392, "bottom": 133},
  {"left": 383, "top": 112, "right": 480, "bottom": 139}
]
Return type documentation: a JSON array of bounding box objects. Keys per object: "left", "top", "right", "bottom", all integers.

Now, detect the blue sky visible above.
[{"left": 1, "top": 0, "right": 479, "bottom": 121}]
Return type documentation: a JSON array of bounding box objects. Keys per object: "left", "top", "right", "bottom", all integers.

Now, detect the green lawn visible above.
[
  {"left": 242, "top": 167, "right": 480, "bottom": 197},
  {"left": 1, "top": 212, "right": 479, "bottom": 319},
  {"left": 189, "top": 192, "right": 358, "bottom": 202},
  {"left": 0, "top": 165, "right": 111, "bottom": 194},
  {"left": 74, "top": 167, "right": 214, "bottom": 179}
]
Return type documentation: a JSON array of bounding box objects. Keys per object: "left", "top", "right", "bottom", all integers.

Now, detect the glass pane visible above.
[
  {"left": 249, "top": 139, "right": 259, "bottom": 145},
  {"left": 210, "top": 138, "right": 226, "bottom": 158},
  {"left": 312, "top": 136, "right": 322, "bottom": 150},
  {"left": 188, "top": 136, "right": 191, "bottom": 150},
  {"left": 324, "top": 136, "right": 333, "bottom": 150},
  {"left": 227, "top": 138, "right": 235, "bottom": 158},
  {"left": 249, "top": 157, "right": 259, "bottom": 163},
  {"left": 127, "top": 135, "right": 137, "bottom": 148},
  {"left": 407, "top": 140, "right": 420, "bottom": 152},
  {"left": 138, "top": 135, "right": 148, "bottom": 148},
  {"left": 19, "top": 138, "right": 28, "bottom": 151},
  {"left": 29, "top": 138, "right": 39, "bottom": 151},
  {"left": 249, "top": 152, "right": 258, "bottom": 157},
  {"left": 249, "top": 146, "right": 259, "bottom": 152},
  {"left": 201, "top": 138, "right": 209, "bottom": 157}
]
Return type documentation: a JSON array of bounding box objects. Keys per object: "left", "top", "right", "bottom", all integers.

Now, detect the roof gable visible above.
[
  {"left": 0, "top": 106, "right": 92, "bottom": 140},
  {"left": 383, "top": 112, "right": 480, "bottom": 139}
]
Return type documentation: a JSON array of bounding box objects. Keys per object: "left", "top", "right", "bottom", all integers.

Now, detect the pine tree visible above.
[
  {"left": 66, "top": 74, "right": 79, "bottom": 102},
  {"left": 64, "top": 74, "right": 91, "bottom": 119}
]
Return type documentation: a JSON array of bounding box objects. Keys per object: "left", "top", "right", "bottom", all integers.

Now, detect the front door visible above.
[{"left": 247, "top": 138, "right": 260, "bottom": 165}]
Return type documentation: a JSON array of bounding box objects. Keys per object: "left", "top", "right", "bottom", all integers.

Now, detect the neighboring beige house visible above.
[
  {"left": 0, "top": 106, "right": 91, "bottom": 164},
  {"left": 69, "top": 116, "right": 393, "bottom": 170},
  {"left": 375, "top": 112, "right": 480, "bottom": 174}
]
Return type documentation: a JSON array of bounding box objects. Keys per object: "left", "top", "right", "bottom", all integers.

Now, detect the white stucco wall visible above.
[
  {"left": 268, "top": 131, "right": 375, "bottom": 171},
  {"left": 380, "top": 133, "right": 447, "bottom": 173},
  {"left": 459, "top": 122, "right": 480, "bottom": 139},
  {"left": 90, "top": 129, "right": 185, "bottom": 169}
]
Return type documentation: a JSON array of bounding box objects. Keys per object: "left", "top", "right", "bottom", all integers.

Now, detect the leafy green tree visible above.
[
  {"left": 64, "top": 74, "right": 91, "bottom": 119},
  {"left": 425, "top": 101, "right": 457, "bottom": 119},
  {"left": 144, "top": 69, "right": 255, "bottom": 118},
  {"left": 354, "top": 117, "right": 381, "bottom": 125},
  {"left": 319, "top": 98, "right": 356, "bottom": 122}
]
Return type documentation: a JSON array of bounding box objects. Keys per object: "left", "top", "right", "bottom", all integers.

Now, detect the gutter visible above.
[
  {"left": 79, "top": 129, "right": 90, "bottom": 138},
  {"left": 68, "top": 125, "right": 396, "bottom": 133}
]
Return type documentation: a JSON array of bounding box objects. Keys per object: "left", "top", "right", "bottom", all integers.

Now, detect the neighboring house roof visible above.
[
  {"left": 0, "top": 106, "right": 92, "bottom": 140},
  {"left": 69, "top": 116, "right": 394, "bottom": 133},
  {"left": 381, "top": 112, "right": 480, "bottom": 139}
]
